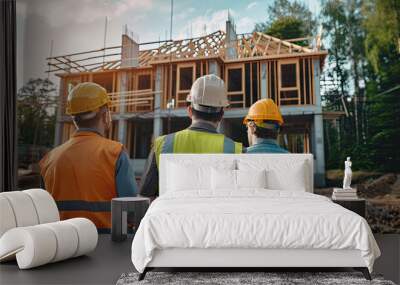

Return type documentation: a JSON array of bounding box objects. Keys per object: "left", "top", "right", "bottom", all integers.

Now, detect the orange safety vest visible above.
[{"left": 39, "top": 131, "right": 123, "bottom": 230}]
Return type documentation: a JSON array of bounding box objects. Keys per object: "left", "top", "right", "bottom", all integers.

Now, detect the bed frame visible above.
[
  {"left": 138, "top": 154, "right": 372, "bottom": 281},
  {"left": 139, "top": 248, "right": 371, "bottom": 280}
]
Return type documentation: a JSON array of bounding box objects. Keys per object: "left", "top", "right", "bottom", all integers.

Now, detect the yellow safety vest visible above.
[{"left": 154, "top": 129, "right": 242, "bottom": 167}]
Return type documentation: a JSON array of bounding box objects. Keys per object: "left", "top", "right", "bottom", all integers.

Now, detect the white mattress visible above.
[{"left": 131, "top": 190, "right": 380, "bottom": 273}]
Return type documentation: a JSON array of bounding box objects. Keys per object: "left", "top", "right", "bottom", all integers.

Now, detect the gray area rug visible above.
[{"left": 117, "top": 272, "right": 396, "bottom": 285}]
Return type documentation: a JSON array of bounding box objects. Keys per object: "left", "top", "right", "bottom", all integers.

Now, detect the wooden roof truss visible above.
[
  {"left": 150, "top": 31, "right": 225, "bottom": 63},
  {"left": 236, "top": 32, "right": 312, "bottom": 59},
  {"left": 47, "top": 30, "right": 320, "bottom": 74}
]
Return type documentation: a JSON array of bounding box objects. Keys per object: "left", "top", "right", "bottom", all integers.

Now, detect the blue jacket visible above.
[{"left": 246, "top": 138, "right": 289, "bottom": 153}]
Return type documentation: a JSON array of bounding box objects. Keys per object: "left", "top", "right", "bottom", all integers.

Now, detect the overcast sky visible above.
[{"left": 16, "top": 0, "right": 321, "bottom": 89}]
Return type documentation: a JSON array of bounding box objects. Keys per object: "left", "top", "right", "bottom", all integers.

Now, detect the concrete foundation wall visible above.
[
  {"left": 312, "top": 59, "right": 326, "bottom": 187},
  {"left": 260, "top": 62, "right": 267, "bottom": 99},
  {"left": 153, "top": 66, "right": 163, "bottom": 137},
  {"left": 117, "top": 71, "right": 128, "bottom": 145},
  {"left": 208, "top": 60, "right": 220, "bottom": 77}
]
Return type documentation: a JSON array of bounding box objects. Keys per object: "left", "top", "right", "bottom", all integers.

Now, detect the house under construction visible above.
[{"left": 47, "top": 21, "right": 330, "bottom": 186}]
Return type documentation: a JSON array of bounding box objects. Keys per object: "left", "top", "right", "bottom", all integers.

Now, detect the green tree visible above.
[
  {"left": 254, "top": 0, "right": 316, "bottom": 42},
  {"left": 322, "top": 0, "right": 400, "bottom": 172},
  {"left": 264, "top": 16, "right": 306, "bottom": 40},
  {"left": 17, "top": 78, "right": 57, "bottom": 148},
  {"left": 320, "top": 0, "right": 376, "bottom": 170},
  {"left": 362, "top": 0, "right": 400, "bottom": 171},
  {"left": 320, "top": 0, "right": 353, "bottom": 169},
  {"left": 363, "top": 0, "right": 400, "bottom": 72}
]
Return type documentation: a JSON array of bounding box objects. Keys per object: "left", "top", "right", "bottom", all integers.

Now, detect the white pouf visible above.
[
  {"left": 24, "top": 189, "right": 60, "bottom": 224},
  {"left": 0, "top": 189, "right": 98, "bottom": 269},
  {"left": 1, "top": 191, "right": 40, "bottom": 227},
  {"left": 0, "top": 196, "right": 17, "bottom": 237}
]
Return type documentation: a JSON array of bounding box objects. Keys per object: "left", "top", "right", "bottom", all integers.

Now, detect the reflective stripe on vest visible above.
[{"left": 161, "top": 132, "right": 175, "bottom": 153}]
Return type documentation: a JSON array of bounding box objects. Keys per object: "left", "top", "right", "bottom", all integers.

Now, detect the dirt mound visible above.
[
  {"left": 391, "top": 175, "right": 400, "bottom": 197},
  {"left": 358, "top": 173, "right": 398, "bottom": 198},
  {"left": 367, "top": 202, "right": 400, "bottom": 234},
  {"left": 321, "top": 172, "right": 400, "bottom": 233},
  {"left": 325, "top": 170, "right": 381, "bottom": 187}
]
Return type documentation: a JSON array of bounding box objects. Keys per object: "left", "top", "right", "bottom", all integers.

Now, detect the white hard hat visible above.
[{"left": 186, "top": 74, "right": 229, "bottom": 113}]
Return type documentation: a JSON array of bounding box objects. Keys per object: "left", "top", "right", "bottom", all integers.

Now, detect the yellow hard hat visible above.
[
  {"left": 66, "top": 82, "right": 111, "bottom": 115},
  {"left": 243, "top": 99, "right": 284, "bottom": 126}
]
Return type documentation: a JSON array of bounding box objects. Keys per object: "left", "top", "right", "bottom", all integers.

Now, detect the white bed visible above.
[{"left": 131, "top": 154, "right": 380, "bottom": 280}]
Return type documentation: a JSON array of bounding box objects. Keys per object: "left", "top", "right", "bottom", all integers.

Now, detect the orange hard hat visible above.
[{"left": 243, "top": 99, "right": 283, "bottom": 126}]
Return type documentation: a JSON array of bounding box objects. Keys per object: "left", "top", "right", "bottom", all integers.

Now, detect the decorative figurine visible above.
[{"left": 343, "top": 157, "right": 352, "bottom": 190}]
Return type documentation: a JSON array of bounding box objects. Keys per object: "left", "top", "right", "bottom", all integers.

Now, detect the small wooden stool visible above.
[{"left": 111, "top": 197, "right": 150, "bottom": 242}]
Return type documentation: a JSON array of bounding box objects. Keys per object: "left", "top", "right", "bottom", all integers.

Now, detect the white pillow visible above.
[
  {"left": 236, "top": 169, "right": 267, "bottom": 189},
  {"left": 238, "top": 159, "right": 308, "bottom": 191},
  {"left": 211, "top": 168, "right": 236, "bottom": 190},
  {"left": 211, "top": 169, "right": 267, "bottom": 191},
  {"left": 167, "top": 160, "right": 236, "bottom": 192},
  {"left": 265, "top": 161, "right": 307, "bottom": 191}
]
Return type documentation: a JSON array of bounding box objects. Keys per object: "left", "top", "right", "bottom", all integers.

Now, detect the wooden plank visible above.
[
  {"left": 280, "top": 98, "right": 299, "bottom": 101},
  {"left": 277, "top": 61, "right": 281, "bottom": 106},
  {"left": 224, "top": 51, "right": 327, "bottom": 63},
  {"left": 251, "top": 35, "right": 262, "bottom": 57},
  {"left": 303, "top": 58, "right": 307, "bottom": 104},
  {"left": 169, "top": 64, "right": 173, "bottom": 107},
  {"left": 275, "top": 61, "right": 278, "bottom": 105},
  {"left": 250, "top": 62, "right": 253, "bottom": 106},
  {"left": 257, "top": 61, "right": 262, "bottom": 100},
  {"left": 263, "top": 38, "right": 271, "bottom": 56},
  {"left": 242, "top": 63, "right": 246, "bottom": 108},
  {"left": 112, "top": 72, "right": 116, "bottom": 93},
  {"left": 55, "top": 57, "right": 86, "bottom": 72},
  {"left": 163, "top": 66, "right": 168, "bottom": 109},
  {"left": 296, "top": 59, "right": 300, "bottom": 105},
  {"left": 284, "top": 37, "right": 312, "bottom": 43},
  {"left": 268, "top": 61, "right": 271, "bottom": 99},
  {"left": 309, "top": 58, "right": 314, "bottom": 104}
]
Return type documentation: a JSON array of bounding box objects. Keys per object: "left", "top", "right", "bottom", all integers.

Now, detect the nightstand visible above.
[
  {"left": 111, "top": 197, "right": 150, "bottom": 242},
  {"left": 332, "top": 198, "right": 366, "bottom": 218}
]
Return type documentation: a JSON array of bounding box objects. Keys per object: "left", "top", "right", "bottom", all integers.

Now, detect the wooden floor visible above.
[{"left": 0, "top": 234, "right": 398, "bottom": 285}]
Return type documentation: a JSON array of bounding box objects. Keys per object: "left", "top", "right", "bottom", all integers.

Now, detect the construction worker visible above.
[
  {"left": 243, "top": 98, "right": 289, "bottom": 153},
  {"left": 39, "top": 82, "right": 138, "bottom": 232},
  {"left": 140, "top": 74, "right": 242, "bottom": 197}
]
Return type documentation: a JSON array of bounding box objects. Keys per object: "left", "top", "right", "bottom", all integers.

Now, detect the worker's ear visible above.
[
  {"left": 187, "top": 106, "right": 193, "bottom": 119},
  {"left": 247, "top": 122, "right": 256, "bottom": 146},
  {"left": 103, "top": 108, "right": 112, "bottom": 130},
  {"left": 247, "top": 122, "right": 256, "bottom": 135}
]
